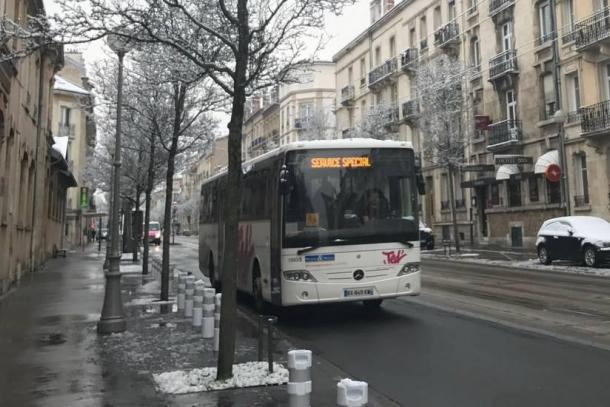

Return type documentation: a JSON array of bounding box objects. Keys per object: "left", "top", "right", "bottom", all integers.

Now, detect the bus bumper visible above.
[{"left": 280, "top": 271, "right": 421, "bottom": 306}]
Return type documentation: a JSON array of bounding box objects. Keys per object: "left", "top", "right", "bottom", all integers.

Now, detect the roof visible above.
[
  {"left": 52, "top": 136, "right": 69, "bottom": 159},
  {"left": 54, "top": 75, "right": 89, "bottom": 95},
  {"left": 203, "top": 138, "right": 415, "bottom": 184}
]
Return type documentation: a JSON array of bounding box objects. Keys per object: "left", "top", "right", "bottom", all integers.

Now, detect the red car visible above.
[{"left": 145, "top": 221, "right": 161, "bottom": 245}]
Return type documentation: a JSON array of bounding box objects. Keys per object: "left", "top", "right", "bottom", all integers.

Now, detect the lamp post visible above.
[
  {"left": 552, "top": 109, "right": 571, "bottom": 216},
  {"left": 97, "top": 32, "right": 134, "bottom": 334}
]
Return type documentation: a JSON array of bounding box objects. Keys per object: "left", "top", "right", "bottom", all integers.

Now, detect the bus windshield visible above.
[
  {"left": 149, "top": 222, "right": 160, "bottom": 231},
  {"left": 283, "top": 148, "right": 419, "bottom": 248}
]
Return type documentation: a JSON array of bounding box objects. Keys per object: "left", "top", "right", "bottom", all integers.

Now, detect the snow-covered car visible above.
[
  {"left": 536, "top": 216, "right": 610, "bottom": 267},
  {"left": 419, "top": 221, "right": 435, "bottom": 250}
]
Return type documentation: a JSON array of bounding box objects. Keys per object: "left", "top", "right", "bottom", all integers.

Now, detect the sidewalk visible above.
[{"left": 0, "top": 247, "right": 395, "bottom": 406}]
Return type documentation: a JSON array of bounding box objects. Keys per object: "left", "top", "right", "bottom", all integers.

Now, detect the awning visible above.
[
  {"left": 496, "top": 164, "right": 519, "bottom": 180},
  {"left": 534, "top": 150, "right": 559, "bottom": 174}
]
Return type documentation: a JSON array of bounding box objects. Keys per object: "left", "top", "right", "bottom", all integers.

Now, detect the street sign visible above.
[
  {"left": 475, "top": 115, "right": 491, "bottom": 130},
  {"left": 495, "top": 155, "right": 533, "bottom": 165},
  {"left": 545, "top": 164, "right": 561, "bottom": 182},
  {"left": 462, "top": 164, "right": 495, "bottom": 172},
  {"left": 80, "top": 187, "right": 89, "bottom": 209}
]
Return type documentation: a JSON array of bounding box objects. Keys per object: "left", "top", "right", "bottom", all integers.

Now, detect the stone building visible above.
[
  {"left": 51, "top": 52, "right": 96, "bottom": 249},
  {"left": 0, "top": 1, "right": 73, "bottom": 296}
]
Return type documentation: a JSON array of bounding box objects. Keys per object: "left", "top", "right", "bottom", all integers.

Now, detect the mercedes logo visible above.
[{"left": 353, "top": 269, "right": 364, "bottom": 281}]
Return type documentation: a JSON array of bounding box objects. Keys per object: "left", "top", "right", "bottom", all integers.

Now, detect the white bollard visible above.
[
  {"left": 337, "top": 378, "right": 368, "bottom": 407},
  {"left": 169, "top": 263, "right": 176, "bottom": 291},
  {"left": 192, "top": 281, "right": 205, "bottom": 327},
  {"left": 177, "top": 272, "right": 187, "bottom": 311},
  {"left": 202, "top": 288, "right": 216, "bottom": 338},
  {"left": 185, "top": 275, "right": 195, "bottom": 318},
  {"left": 214, "top": 293, "right": 222, "bottom": 352},
  {"left": 287, "top": 350, "right": 312, "bottom": 407}
]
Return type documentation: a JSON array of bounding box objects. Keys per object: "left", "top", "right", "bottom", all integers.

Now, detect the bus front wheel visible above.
[{"left": 363, "top": 299, "right": 383, "bottom": 309}]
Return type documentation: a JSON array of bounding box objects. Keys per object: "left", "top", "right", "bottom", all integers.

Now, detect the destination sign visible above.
[{"left": 310, "top": 157, "right": 372, "bottom": 169}]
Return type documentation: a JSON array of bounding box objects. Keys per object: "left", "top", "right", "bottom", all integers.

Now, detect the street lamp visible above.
[
  {"left": 97, "top": 32, "right": 134, "bottom": 334},
  {"left": 552, "top": 109, "right": 571, "bottom": 216}
]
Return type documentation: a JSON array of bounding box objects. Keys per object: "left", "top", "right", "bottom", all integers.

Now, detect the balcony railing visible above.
[
  {"left": 489, "top": 0, "right": 515, "bottom": 17},
  {"left": 489, "top": 50, "right": 518, "bottom": 81},
  {"left": 420, "top": 39, "right": 428, "bottom": 50},
  {"left": 470, "top": 64, "right": 482, "bottom": 81},
  {"left": 58, "top": 124, "right": 75, "bottom": 138},
  {"left": 574, "top": 194, "right": 590, "bottom": 207},
  {"left": 400, "top": 48, "right": 419, "bottom": 70},
  {"left": 581, "top": 100, "right": 610, "bottom": 135},
  {"left": 340, "top": 85, "right": 355, "bottom": 105},
  {"left": 566, "top": 108, "right": 582, "bottom": 124},
  {"left": 294, "top": 117, "right": 311, "bottom": 130},
  {"left": 434, "top": 22, "right": 459, "bottom": 48},
  {"left": 574, "top": 7, "right": 610, "bottom": 50},
  {"left": 383, "top": 105, "right": 400, "bottom": 126},
  {"left": 368, "top": 57, "right": 398, "bottom": 88},
  {"left": 402, "top": 100, "right": 419, "bottom": 121},
  {"left": 488, "top": 119, "right": 521, "bottom": 148}
]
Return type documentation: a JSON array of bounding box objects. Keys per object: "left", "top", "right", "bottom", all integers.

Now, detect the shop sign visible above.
[
  {"left": 462, "top": 164, "right": 495, "bottom": 172},
  {"left": 495, "top": 155, "right": 533, "bottom": 165}
]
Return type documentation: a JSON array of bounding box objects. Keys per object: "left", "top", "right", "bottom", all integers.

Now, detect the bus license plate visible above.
[{"left": 343, "top": 287, "right": 374, "bottom": 297}]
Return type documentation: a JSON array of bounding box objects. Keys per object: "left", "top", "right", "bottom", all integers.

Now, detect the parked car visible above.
[
  {"left": 420, "top": 221, "right": 435, "bottom": 250},
  {"left": 536, "top": 216, "right": 610, "bottom": 267},
  {"left": 146, "top": 221, "right": 162, "bottom": 245},
  {"left": 97, "top": 228, "right": 108, "bottom": 241}
]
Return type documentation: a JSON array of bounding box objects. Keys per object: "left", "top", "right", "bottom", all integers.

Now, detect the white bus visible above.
[{"left": 199, "top": 139, "right": 424, "bottom": 309}]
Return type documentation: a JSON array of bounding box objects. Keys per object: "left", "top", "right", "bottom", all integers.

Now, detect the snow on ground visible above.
[
  {"left": 424, "top": 254, "right": 610, "bottom": 277},
  {"left": 153, "top": 362, "right": 288, "bottom": 394},
  {"left": 121, "top": 264, "right": 143, "bottom": 274},
  {"left": 140, "top": 280, "right": 161, "bottom": 294},
  {"left": 125, "top": 297, "right": 175, "bottom": 306}
]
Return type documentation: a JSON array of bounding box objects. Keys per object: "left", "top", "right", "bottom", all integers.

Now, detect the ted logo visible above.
[{"left": 382, "top": 250, "right": 406, "bottom": 265}]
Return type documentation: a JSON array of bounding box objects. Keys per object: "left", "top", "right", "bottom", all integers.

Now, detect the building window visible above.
[
  {"left": 529, "top": 175, "right": 540, "bottom": 203},
  {"left": 546, "top": 179, "right": 561, "bottom": 204},
  {"left": 390, "top": 84, "right": 398, "bottom": 105},
  {"left": 501, "top": 21, "right": 513, "bottom": 51},
  {"left": 375, "top": 46, "right": 381, "bottom": 66},
  {"left": 508, "top": 179, "right": 522, "bottom": 207},
  {"left": 543, "top": 74, "right": 556, "bottom": 119},
  {"left": 538, "top": 1, "right": 553, "bottom": 44},
  {"left": 360, "top": 58, "right": 367, "bottom": 87},
  {"left": 441, "top": 173, "right": 449, "bottom": 209},
  {"left": 604, "top": 63, "right": 610, "bottom": 100},
  {"left": 420, "top": 17, "right": 427, "bottom": 46},
  {"left": 562, "top": 0, "right": 574, "bottom": 34},
  {"left": 389, "top": 36, "right": 396, "bottom": 57},
  {"left": 574, "top": 153, "right": 589, "bottom": 206},
  {"left": 506, "top": 89, "right": 517, "bottom": 124},
  {"left": 433, "top": 6, "right": 442, "bottom": 29},
  {"left": 567, "top": 73, "right": 581, "bottom": 112},
  {"left": 410, "top": 27, "right": 416, "bottom": 48},
  {"left": 490, "top": 183, "right": 500, "bottom": 206},
  {"left": 470, "top": 37, "right": 480, "bottom": 68},
  {"left": 448, "top": 0, "right": 456, "bottom": 21},
  {"left": 348, "top": 66, "right": 353, "bottom": 84},
  {"left": 60, "top": 106, "right": 71, "bottom": 126}
]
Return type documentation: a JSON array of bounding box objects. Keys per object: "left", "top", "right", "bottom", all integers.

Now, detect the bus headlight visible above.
[
  {"left": 398, "top": 263, "right": 419, "bottom": 276},
  {"left": 283, "top": 270, "right": 317, "bottom": 282}
]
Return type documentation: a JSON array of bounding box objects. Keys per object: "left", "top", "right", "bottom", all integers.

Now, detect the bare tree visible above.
[
  {"left": 298, "top": 106, "right": 334, "bottom": 141},
  {"left": 416, "top": 54, "right": 468, "bottom": 253},
  {"left": 355, "top": 102, "right": 400, "bottom": 140}
]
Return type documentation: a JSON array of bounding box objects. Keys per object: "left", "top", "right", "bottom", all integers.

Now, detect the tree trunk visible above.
[
  {"left": 448, "top": 166, "right": 461, "bottom": 253},
  {"left": 217, "top": 0, "right": 249, "bottom": 381},
  {"left": 133, "top": 187, "right": 140, "bottom": 262},
  {"left": 142, "top": 137, "right": 156, "bottom": 275},
  {"left": 161, "top": 83, "right": 186, "bottom": 302}
]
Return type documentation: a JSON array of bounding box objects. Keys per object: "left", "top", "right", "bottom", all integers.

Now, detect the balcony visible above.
[
  {"left": 566, "top": 108, "right": 582, "bottom": 124},
  {"left": 580, "top": 100, "right": 610, "bottom": 138},
  {"left": 574, "top": 194, "right": 590, "bottom": 208},
  {"left": 340, "top": 85, "right": 355, "bottom": 106},
  {"left": 58, "top": 124, "right": 75, "bottom": 139},
  {"left": 574, "top": 7, "right": 610, "bottom": 52},
  {"left": 487, "top": 119, "right": 521, "bottom": 150},
  {"left": 488, "top": 50, "right": 518, "bottom": 83},
  {"left": 400, "top": 48, "right": 419, "bottom": 73},
  {"left": 294, "top": 117, "right": 311, "bottom": 130},
  {"left": 402, "top": 100, "right": 419, "bottom": 125},
  {"left": 382, "top": 105, "right": 400, "bottom": 129},
  {"left": 434, "top": 22, "right": 460, "bottom": 49},
  {"left": 368, "top": 57, "right": 398, "bottom": 89},
  {"left": 420, "top": 39, "right": 428, "bottom": 51},
  {"left": 489, "top": 0, "right": 515, "bottom": 19}
]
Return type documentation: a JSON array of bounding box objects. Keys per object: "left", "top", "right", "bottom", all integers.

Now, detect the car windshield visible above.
[
  {"left": 149, "top": 223, "right": 160, "bottom": 231},
  {"left": 283, "top": 148, "right": 419, "bottom": 248}
]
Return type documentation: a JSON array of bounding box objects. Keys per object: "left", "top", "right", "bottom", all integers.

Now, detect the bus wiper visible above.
[
  {"left": 400, "top": 240, "right": 414, "bottom": 248},
  {"left": 297, "top": 245, "right": 320, "bottom": 255}
]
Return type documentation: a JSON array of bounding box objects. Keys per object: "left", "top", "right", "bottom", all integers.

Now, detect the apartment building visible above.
[
  {"left": 334, "top": 0, "right": 475, "bottom": 244},
  {"left": 242, "top": 62, "right": 337, "bottom": 160},
  {"left": 51, "top": 52, "right": 97, "bottom": 248},
  {"left": 0, "top": 0, "right": 72, "bottom": 295}
]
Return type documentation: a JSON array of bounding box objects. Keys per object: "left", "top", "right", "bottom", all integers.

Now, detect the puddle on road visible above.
[
  {"left": 36, "top": 313, "right": 99, "bottom": 326},
  {"left": 38, "top": 333, "right": 66, "bottom": 346}
]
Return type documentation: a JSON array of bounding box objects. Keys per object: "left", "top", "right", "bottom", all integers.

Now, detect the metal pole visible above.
[
  {"left": 266, "top": 316, "right": 277, "bottom": 373},
  {"left": 98, "top": 50, "right": 127, "bottom": 335},
  {"left": 258, "top": 315, "right": 265, "bottom": 361},
  {"left": 98, "top": 216, "right": 102, "bottom": 253}
]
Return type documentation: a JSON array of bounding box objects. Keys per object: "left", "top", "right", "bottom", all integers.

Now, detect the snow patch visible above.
[
  {"left": 153, "top": 362, "right": 288, "bottom": 394},
  {"left": 140, "top": 280, "right": 160, "bottom": 294}
]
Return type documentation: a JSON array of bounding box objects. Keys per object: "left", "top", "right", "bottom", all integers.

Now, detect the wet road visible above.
[{"left": 171, "top": 237, "right": 610, "bottom": 406}]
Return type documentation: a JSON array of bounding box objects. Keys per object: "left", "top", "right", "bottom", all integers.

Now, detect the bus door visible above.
[{"left": 270, "top": 157, "right": 283, "bottom": 305}]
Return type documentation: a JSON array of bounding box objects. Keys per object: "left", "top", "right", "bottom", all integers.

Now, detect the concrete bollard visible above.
[
  {"left": 202, "top": 288, "right": 216, "bottom": 338},
  {"left": 214, "top": 293, "right": 222, "bottom": 352},
  {"left": 184, "top": 275, "right": 195, "bottom": 318},
  {"left": 192, "top": 281, "right": 205, "bottom": 327},
  {"left": 177, "top": 272, "right": 187, "bottom": 311},
  {"left": 169, "top": 263, "right": 176, "bottom": 291},
  {"left": 337, "top": 378, "right": 368, "bottom": 407},
  {"left": 287, "top": 350, "right": 312, "bottom": 407}
]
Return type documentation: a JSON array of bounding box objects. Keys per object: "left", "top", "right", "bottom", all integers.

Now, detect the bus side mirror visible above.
[{"left": 279, "top": 165, "right": 290, "bottom": 195}]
